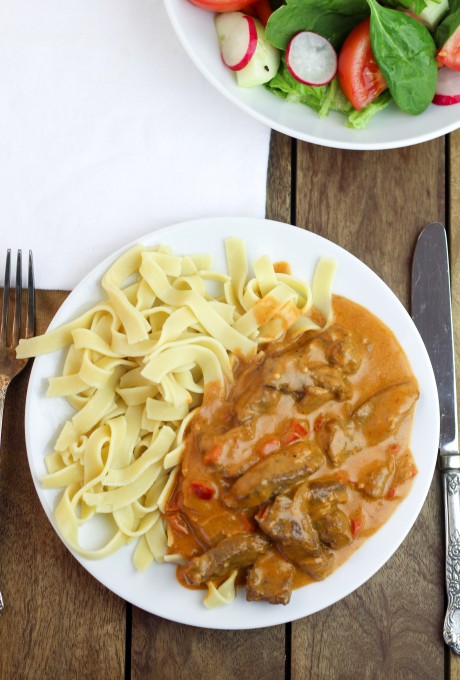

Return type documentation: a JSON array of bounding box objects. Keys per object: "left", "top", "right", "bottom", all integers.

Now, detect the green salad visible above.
[{"left": 208, "top": 0, "right": 460, "bottom": 128}]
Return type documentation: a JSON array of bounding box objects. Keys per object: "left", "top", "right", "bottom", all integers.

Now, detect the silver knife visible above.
[{"left": 412, "top": 221, "right": 460, "bottom": 654}]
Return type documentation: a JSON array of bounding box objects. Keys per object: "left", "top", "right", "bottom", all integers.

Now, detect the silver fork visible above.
[{"left": 0, "top": 250, "right": 35, "bottom": 614}]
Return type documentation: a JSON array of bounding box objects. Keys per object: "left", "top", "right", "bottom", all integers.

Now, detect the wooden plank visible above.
[
  {"left": 130, "top": 131, "right": 291, "bottom": 680},
  {"left": 448, "top": 129, "right": 460, "bottom": 680},
  {"left": 266, "top": 131, "right": 293, "bottom": 224},
  {"left": 0, "top": 291, "right": 126, "bottom": 680},
  {"left": 131, "top": 614, "right": 286, "bottom": 680},
  {"left": 291, "top": 140, "right": 446, "bottom": 679}
]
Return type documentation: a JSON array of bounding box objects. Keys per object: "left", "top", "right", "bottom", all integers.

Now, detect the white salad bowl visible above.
[{"left": 164, "top": 0, "right": 460, "bottom": 150}]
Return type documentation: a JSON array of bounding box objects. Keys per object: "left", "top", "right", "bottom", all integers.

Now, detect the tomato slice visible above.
[
  {"left": 188, "top": 0, "right": 258, "bottom": 12},
  {"left": 338, "top": 17, "right": 387, "bottom": 111},
  {"left": 438, "top": 26, "right": 460, "bottom": 71},
  {"left": 253, "top": 0, "right": 273, "bottom": 26}
]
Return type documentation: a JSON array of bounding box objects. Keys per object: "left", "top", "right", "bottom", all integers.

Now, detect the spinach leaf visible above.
[
  {"left": 269, "top": 0, "right": 286, "bottom": 10},
  {"left": 434, "top": 0, "right": 460, "bottom": 48},
  {"left": 367, "top": 0, "right": 437, "bottom": 115},
  {"left": 265, "top": 0, "right": 369, "bottom": 51}
]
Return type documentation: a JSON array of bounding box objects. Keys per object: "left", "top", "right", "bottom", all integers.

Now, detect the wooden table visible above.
[{"left": 0, "top": 131, "right": 459, "bottom": 679}]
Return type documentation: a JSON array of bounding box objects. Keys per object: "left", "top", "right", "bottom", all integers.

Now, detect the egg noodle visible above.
[{"left": 17, "top": 238, "right": 336, "bottom": 605}]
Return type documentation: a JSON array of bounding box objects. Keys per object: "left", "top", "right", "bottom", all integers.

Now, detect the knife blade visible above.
[{"left": 412, "top": 221, "right": 460, "bottom": 654}]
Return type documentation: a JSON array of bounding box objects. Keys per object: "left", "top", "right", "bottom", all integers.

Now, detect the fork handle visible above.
[
  {"left": 441, "top": 456, "right": 460, "bottom": 654},
  {"left": 0, "top": 382, "right": 7, "bottom": 614},
  {"left": 0, "top": 381, "right": 7, "bottom": 454}
]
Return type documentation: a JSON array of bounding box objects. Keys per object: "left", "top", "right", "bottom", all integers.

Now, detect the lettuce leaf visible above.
[
  {"left": 266, "top": 60, "right": 352, "bottom": 116},
  {"left": 266, "top": 56, "right": 392, "bottom": 129},
  {"left": 347, "top": 91, "right": 393, "bottom": 128}
]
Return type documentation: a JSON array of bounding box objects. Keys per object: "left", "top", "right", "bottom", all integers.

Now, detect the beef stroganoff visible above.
[
  {"left": 168, "top": 295, "right": 418, "bottom": 607},
  {"left": 18, "top": 237, "right": 419, "bottom": 608}
]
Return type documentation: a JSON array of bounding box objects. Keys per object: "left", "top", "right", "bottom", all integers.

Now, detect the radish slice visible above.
[
  {"left": 286, "top": 31, "right": 337, "bottom": 86},
  {"left": 236, "top": 18, "right": 280, "bottom": 87},
  {"left": 215, "top": 12, "right": 258, "bottom": 72},
  {"left": 433, "top": 67, "right": 460, "bottom": 105}
]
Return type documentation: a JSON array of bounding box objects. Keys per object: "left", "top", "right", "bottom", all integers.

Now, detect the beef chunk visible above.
[
  {"left": 234, "top": 384, "right": 281, "bottom": 423},
  {"left": 267, "top": 478, "right": 352, "bottom": 553},
  {"left": 262, "top": 355, "right": 352, "bottom": 404},
  {"left": 183, "top": 533, "right": 270, "bottom": 586},
  {"left": 199, "top": 422, "right": 258, "bottom": 478},
  {"left": 262, "top": 349, "right": 313, "bottom": 393},
  {"left": 324, "top": 325, "right": 363, "bottom": 375},
  {"left": 200, "top": 415, "right": 293, "bottom": 480},
  {"left": 357, "top": 457, "right": 396, "bottom": 499},
  {"left": 296, "top": 365, "right": 352, "bottom": 414},
  {"left": 261, "top": 325, "right": 359, "bottom": 396},
  {"left": 308, "top": 364, "right": 352, "bottom": 401},
  {"left": 256, "top": 493, "right": 321, "bottom": 560},
  {"left": 315, "top": 418, "right": 359, "bottom": 467},
  {"left": 297, "top": 549, "right": 335, "bottom": 580},
  {"left": 224, "top": 440, "right": 324, "bottom": 509},
  {"left": 391, "top": 451, "right": 418, "bottom": 490},
  {"left": 352, "top": 380, "right": 419, "bottom": 447},
  {"left": 306, "top": 479, "right": 349, "bottom": 518},
  {"left": 246, "top": 549, "right": 296, "bottom": 605},
  {"left": 296, "top": 386, "right": 333, "bottom": 414},
  {"left": 263, "top": 324, "right": 362, "bottom": 379},
  {"left": 313, "top": 508, "right": 352, "bottom": 549}
]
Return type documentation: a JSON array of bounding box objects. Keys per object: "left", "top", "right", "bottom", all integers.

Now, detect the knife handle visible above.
[{"left": 441, "top": 459, "right": 460, "bottom": 655}]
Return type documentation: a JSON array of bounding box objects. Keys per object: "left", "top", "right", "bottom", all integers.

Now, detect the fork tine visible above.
[
  {"left": 13, "top": 250, "right": 22, "bottom": 347},
  {"left": 26, "top": 250, "right": 35, "bottom": 339},
  {"left": 1, "top": 249, "right": 11, "bottom": 347}
]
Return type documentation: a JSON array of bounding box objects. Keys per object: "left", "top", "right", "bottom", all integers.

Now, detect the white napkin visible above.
[{"left": 0, "top": 0, "right": 270, "bottom": 290}]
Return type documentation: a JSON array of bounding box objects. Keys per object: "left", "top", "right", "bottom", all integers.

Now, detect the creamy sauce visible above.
[{"left": 166, "top": 295, "right": 418, "bottom": 598}]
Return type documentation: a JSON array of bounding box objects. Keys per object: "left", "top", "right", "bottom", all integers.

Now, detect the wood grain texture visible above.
[
  {"left": 131, "top": 613, "right": 286, "bottom": 680},
  {"left": 295, "top": 143, "right": 445, "bottom": 305},
  {"left": 0, "top": 291, "right": 126, "bottom": 680},
  {"left": 265, "top": 131, "right": 293, "bottom": 224},
  {"left": 291, "top": 140, "right": 446, "bottom": 680},
  {"left": 448, "top": 129, "right": 460, "bottom": 680}
]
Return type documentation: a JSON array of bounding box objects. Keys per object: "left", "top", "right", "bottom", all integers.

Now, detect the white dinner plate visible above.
[
  {"left": 164, "top": 0, "right": 460, "bottom": 151},
  {"left": 25, "top": 216, "right": 439, "bottom": 629}
]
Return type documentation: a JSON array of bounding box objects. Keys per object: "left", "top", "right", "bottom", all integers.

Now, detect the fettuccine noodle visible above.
[{"left": 17, "top": 238, "right": 336, "bottom": 600}]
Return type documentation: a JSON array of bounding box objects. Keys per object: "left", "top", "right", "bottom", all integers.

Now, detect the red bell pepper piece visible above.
[
  {"left": 167, "top": 513, "right": 189, "bottom": 537},
  {"left": 191, "top": 481, "right": 215, "bottom": 500},
  {"left": 203, "top": 444, "right": 223, "bottom": 465},
  {"left": 282, "top": 420, "right": 309, "bottom": 445},
  {"left": 255, "top": 503, "right": 269, "bottom": 521},
  {"left": 314, "top": 414, "right": 325, "bottom": 432},
  {"left": 351, "top": 514, "right": 365, "bottom": 538},
  {"left": 258, "top": 437, "right": 280, "bottom": 457}
]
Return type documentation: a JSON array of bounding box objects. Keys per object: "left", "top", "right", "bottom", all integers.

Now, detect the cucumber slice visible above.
[
  {"left": 236, "top": 19, "right": 280, "bottom": 88},
  {"left": 410, "top": 0, "right": 449, "bottom": 30}
]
